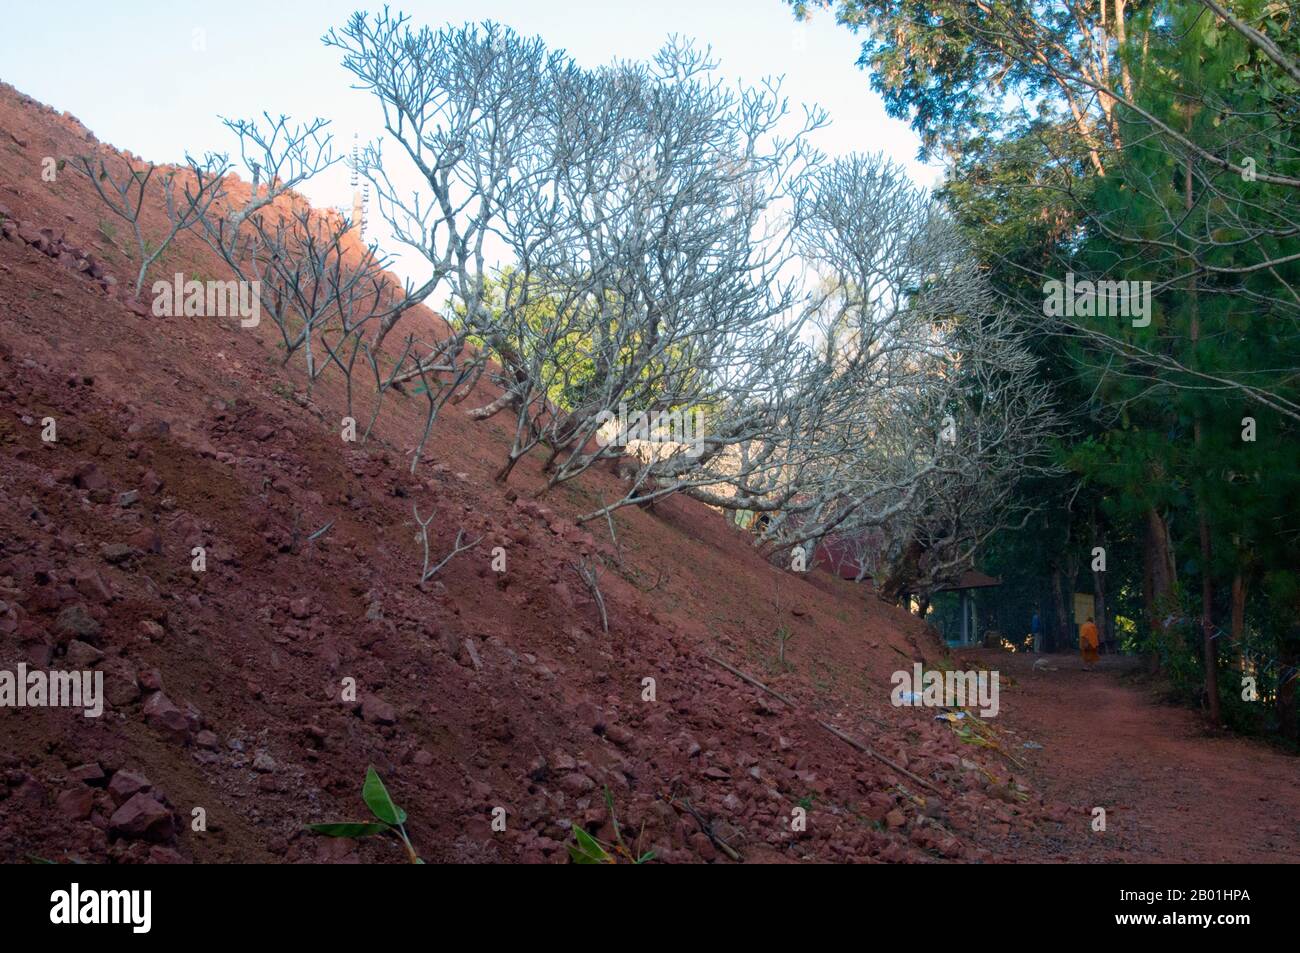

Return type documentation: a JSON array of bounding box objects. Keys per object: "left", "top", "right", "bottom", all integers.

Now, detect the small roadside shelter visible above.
[{"left": 813, "top": 534, "right": 1002, "bottom": 647}]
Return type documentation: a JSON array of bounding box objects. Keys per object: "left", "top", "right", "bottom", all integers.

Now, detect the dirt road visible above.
[{"left": 967, "top": 649, "right": 1299, "bottom": 862}]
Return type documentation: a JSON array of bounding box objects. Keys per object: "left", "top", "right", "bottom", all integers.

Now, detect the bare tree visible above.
[
  {"left": 323, "top": 14, "right": 1057, "bottom": 579},
  {"left": 572, "top": 557, "right": 610, "bottom": 634},
  {"left": 412, "top": 503, "right": 483, "bottom": 583},
  {"left": 76, "top": 151, "right": 228, "bottom": 295},
  {"left": 571, "top": 153, "right": 1059, "bottom": 592}
]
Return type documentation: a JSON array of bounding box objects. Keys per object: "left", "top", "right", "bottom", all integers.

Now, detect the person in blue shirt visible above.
[{"left": 1030, "top": 608, "right": 1042, "bottom": 652}]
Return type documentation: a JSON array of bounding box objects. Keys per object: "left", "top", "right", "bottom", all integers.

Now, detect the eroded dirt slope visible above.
[{"left": 0, "top": 82, "right": 1080, "bottom": 863}]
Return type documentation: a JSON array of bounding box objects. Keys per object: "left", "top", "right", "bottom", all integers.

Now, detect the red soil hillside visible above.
[{"left": 0, "top": 81, "right": 1084, "bottom": 863}]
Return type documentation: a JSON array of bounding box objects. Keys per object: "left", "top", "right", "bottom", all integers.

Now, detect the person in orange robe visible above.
[{"left": 1080, "top": 617, "right": 1100, "bottom": 666}]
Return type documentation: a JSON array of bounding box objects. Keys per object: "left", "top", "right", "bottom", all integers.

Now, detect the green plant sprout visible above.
[
  {"left": 307, "top": 766, "right": 423, "bottom": 863},
  {"left": 567, "top": 787, "right": 655, "bottom": 864}
]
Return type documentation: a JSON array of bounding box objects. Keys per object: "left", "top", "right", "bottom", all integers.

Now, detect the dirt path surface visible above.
[{"left": 966, "top": 649, "right": 1299, "bottom": 863}]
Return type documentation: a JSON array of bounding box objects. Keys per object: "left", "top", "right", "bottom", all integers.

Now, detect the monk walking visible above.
[{"left": 1080, "top": 616, "right": 1100, "bottom": 667}]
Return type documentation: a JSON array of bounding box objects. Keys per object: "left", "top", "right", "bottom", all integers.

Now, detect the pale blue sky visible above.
[{"left": 0, "top": 0, "right": 943, "bottom": 282}]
